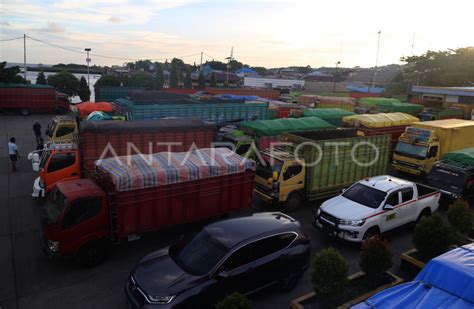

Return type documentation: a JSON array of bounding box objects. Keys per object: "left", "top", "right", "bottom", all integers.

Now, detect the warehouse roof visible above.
[{"left": 412, "top": 86, "right": 474, "bottom": 96}]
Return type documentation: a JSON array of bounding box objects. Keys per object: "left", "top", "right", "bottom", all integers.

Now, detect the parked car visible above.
[
  {"left": 314, "top": 175, "right": 441, "bottom": 242},
  {"left": 125, "top": 212, "right": 311, "bottom": 308}
]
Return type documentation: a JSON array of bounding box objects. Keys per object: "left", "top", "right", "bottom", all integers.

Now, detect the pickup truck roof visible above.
[{"left": 360, "top": 175, "right": 413, "bottom": 193}]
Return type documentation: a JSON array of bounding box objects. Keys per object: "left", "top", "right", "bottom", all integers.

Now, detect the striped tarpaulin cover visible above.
[{"left": 95, "top": 148, "right": 256, "bottom": 191}]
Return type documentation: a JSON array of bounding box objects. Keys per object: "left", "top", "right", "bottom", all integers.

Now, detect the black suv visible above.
[{"left": 125, "top": 212, "right": 311, "bottom": 308}]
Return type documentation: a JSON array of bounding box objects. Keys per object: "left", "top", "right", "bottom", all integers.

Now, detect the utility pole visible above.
[
  {"left": 333, "top": 61, "right": 341, "bottom": 93},
  {"left": 225, "top": 46, "right": 233, "bottom": 86},
  {"left": 411, "top": 32, "right": 415, "bottom": 55},
  {"left": 85, "top": 48, "right": 91, "bottom": 86},
  {"left": 370, "top": 31, "right": 381, "bottom": 93},
  {"left": 23, "top": 34, "right": 27, "bottom": 81}
]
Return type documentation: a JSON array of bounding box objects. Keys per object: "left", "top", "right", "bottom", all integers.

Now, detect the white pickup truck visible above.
[{"left": 314, "top": 175, "right": 441, "bottom": 242}]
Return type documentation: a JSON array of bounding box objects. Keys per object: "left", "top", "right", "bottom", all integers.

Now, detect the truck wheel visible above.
[
  {"left": 20, "top": 108, "right": 30, "bottom": 116},
  {"left": 415, "top": 208, "right": 431, "bottom": 225},
  {"left": 362, "top": 227, "right": 380, "bottom": 241},
  {"left": 79, "top": 243, "right": 107, "bottom": 268},
  {"left": 285, "top": 193, "right": 303, "bottom": 213}
]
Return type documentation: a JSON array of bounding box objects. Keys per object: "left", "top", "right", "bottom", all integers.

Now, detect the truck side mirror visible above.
[{"left": 272, "top": 171, "right": 279, "bottom": 181}]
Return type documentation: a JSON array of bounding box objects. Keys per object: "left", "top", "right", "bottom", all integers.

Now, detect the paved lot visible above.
[{"left": 0, "top": 113, "right": 433, "bottom": 309}]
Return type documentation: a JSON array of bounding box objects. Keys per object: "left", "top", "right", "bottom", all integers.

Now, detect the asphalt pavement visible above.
[{"left": 0, "top": 113, "right": 423, "bottom": 309}]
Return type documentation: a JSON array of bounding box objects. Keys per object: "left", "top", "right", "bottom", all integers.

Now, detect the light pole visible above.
[
  {"left": 369, "top": 31, "right": 381, "bottom": 93},
  {"left": 333, "top": 61, "right": 341, "bottom": 93},
  {"left": 85, "top": 48, "right": 91, "bottom": 86}
]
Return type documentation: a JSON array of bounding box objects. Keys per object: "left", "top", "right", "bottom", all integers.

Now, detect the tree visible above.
[
  {"left": 170, "top": 60, "right": 180, "bottom": 88},
  {"left": 447, "top": 200, "right": 472, "bottom": 235},
  {"left": 311, "top": 247, "right": 349, "bottom": 297},
  {"left": 184, "top": 69, "right": 192, "bottom": 88},
  {"left": 155, "top": 64, "right": 164, "bottom": 90},
  {"left": 216, "top": 292, "right": 252, "bottom": 309},
  {"left": 94, "top": 75, "right": 121, "bottom": 88},
  {"left": 129, "top": 71, "right": 155, "bottom": 89},
  {"left": 210, "top": 72, "right": 217, "bottom": 87},
  {"left": 78, "top": 76, "right": 91, "bottom": 102},
  {"left": 413, "top": 214, "right": 452, "bottom": 261},
  {"left": 0, "top": 62, "right": 27, "bottom": 83},
  {"left": 251, "top": 66, "right": 267, "bottom": 76},
  {"left": 360, "top": 237, "right": 393, "bottom": 284},
  {"left": 36, "top": 71, "right": 47, "bottom": 85},
  {"left": 198, "top": 71, "right": 205, "bottom": 88},
  {"left": 47, "top": 70, "right": 79, "bottom": 97}
]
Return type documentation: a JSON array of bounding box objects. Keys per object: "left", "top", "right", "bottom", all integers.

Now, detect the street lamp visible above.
[
  {"left": 333, "top": 61, "right": 341, "bottom": 93},
  {"left": 85, "top": 48, "right": 91, "bottom": 87}
]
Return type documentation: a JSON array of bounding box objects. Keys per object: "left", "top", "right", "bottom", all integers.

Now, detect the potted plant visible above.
[
  {"left": 401, "top": 214, "right": 451, "bottom": 272},
  {"left": 447, "top": 199, "right": 474, "bottom": 244},
  {"left": 290, "top": 244, "right": 402, "bottom": 309},
  {"left": 216, "top": 292, "right": 252, "bottom": 309}
]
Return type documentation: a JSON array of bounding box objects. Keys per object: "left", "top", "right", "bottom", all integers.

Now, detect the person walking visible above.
[
  {"left": 8, "top": 137, "right": 19, "bottom": 172},
  {"left": 33, "top": 121, "right": 42, "bottom": 144}
]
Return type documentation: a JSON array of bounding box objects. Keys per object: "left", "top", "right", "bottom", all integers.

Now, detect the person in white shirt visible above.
[{"left": 8, "top": 137, "right": 19, "bottom": 172}]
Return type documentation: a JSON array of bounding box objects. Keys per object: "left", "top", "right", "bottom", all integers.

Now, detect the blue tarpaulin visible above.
[
  {"left": 352, "top": 244, "right": 474, "bottom": 308},
  {"left": 214, "top": 94, "right": 260, "bottom": 101}
]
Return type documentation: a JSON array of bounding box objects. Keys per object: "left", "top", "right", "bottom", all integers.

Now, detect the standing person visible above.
[
  {"left": 8, "top": 137, "right": 19, "bottom": 172},
  {"left": 33, "top": 121, "right": 42, "bottom": 144}
]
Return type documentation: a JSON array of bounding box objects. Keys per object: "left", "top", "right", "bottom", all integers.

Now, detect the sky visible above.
[{"left": 1, "top": 0, "right": 474, "bottom": 68}]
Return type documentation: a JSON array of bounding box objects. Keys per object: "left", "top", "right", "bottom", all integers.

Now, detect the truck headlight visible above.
[
  {"left": 47, "top": 240, "right": 60, "bottom": 252},
  {"left": 148, "top": 295, "right": 175, "bottom": 304},
  {"left": 338, "top": 219, "right": 365, "bottom": 227}
]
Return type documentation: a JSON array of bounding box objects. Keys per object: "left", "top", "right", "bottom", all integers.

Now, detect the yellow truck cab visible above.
[
  {"left": 220, "top": 130, "right": 256, "bottom": 157},
  {"left": 46, "top": 116, "right": 79, "bottom": 142},
  {"left": 392, "top": 119, "right": 474, "bottom": 175}
]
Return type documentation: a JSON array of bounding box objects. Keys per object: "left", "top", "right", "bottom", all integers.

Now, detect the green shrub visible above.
[
  {"left": 311, "top": 247, "right": 349, "bottom": 297},
  {"left": 360, "top": 237, "right": 393, "bottom": 282},
  {"left": 447, "top": 199, "right": 472, "bottom": 235},
  {"left": 216, "top": 292, "right": 252, "bottom": 309},
  {"left": 413, "top": 214, "right": 451, "bottom": 261}
]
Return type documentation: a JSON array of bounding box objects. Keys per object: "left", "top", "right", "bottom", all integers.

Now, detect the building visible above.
[
  {"left": 412, "top": 86, "right": 474, "bottom": 104},
  {"left": 244, "top": 76, "right": 305, "bottom": 90}
]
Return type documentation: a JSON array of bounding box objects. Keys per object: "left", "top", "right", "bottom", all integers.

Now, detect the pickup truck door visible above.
[
  {"left": 396, "top": 187, "right": 418, "bottom": 224},
  {"left": 381, "top": 190, "right": 404, "bottom": 231}
]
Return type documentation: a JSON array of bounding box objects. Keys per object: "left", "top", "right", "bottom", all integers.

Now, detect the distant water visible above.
[{"left": 24, "top": 71, "right": 101, "bottom": 102}]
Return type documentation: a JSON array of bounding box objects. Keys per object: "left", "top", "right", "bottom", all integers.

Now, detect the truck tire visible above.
[
  {"left": 285, "top": 193, "right": 303, "bottom": 213},
  {"left": 78, "top": 243, "right": 107, "bottom": 268},
  {"left": 362, "top": 227, "right": 380, "bottom": 241},
  {"left": 415, "top": 208, "right": 431, "bottom": 225},
  {"left": 20, "top": 108, "right": 30, "bottom": 116}
]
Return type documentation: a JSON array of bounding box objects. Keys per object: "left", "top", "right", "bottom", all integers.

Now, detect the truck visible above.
[
  {"left": 418, "top": 108, "right": 464, "bottom": 121},
  {"left": 253, "top": 129, "right": 391, "bottom": 211},
  {"left": 29, "top": 118, "right": 215, "bottom": 197},
  {"left": 0, "top": 83, "right": 70, "bottom": 115},
  {"left": 357, "top": 98, "right": 424, "bottom": 116},
  {"left": 314, "top": 175, "right": 441, "bottom": 242},
  {"left": 297, "top": 95, "right": 356, "bottom": 111},
  {"left": 45, "top": 116, "right": 80, "bottom": 141},
  {"left": 427, "top": 147, "right": 474, "bottom": 200},
  {"left": 392, "top": 119, "right": 474, "bottom": 176},
  {"left": 342, "top": 112, "right": 420, "bottom": 149},
  {"left": 41, "top": 148, "right": 256, "bottom": 267}
]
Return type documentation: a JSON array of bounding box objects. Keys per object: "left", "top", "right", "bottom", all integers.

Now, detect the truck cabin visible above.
[
  {"left": 427, "top": 162, "right": 474, "bottom": 198},
  {"left": 394, "top": 128, "right": 439, "bottom": 161},
  {"left": 43, "top": 179, "right": 107, "bottom": 254},
  {"left": 46, "top": 116, "right": 79, "bottom": 141},
  {"left": 220, "top": 131, "right": 255, "bottom": 156}
]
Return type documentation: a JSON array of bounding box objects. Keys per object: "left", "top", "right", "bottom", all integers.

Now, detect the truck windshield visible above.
[
  {"left": 342, "top": 183, "right": 387, "bottom": 209},
  {"left": 169, "top": 229, "right": 230, "bottom": 276},
  {"left": 43, "top": 189, "right": 68, "bottom": 223},
  {"left": 256, "top": 156, "right": 283, "bottom": 179},
  {"left": 427, "top": 167, "right": 466, "bottom": 195},
  {"left": 395, "top": 142, "right": 428, "bottom": 160}
]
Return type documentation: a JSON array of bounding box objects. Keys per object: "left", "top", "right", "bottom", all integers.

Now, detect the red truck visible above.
[
  {"left": 0, "top": 83, "right": 70, "bottom": 115},
  {"left": 30, "top": 118, "right": 215, "bottom": 197},
  {"left": 42, "top": 148, "right": 256, "bottom": 267}
]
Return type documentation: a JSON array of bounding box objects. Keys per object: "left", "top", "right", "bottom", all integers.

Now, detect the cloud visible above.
[
  {"left": 0, "top": 21, "right": 11, "bottom": 26},
  {"left": 108, "top": 16, "right": 123, "bottom": 23},
  {"left": 37, "top": 22, "right": 65, "bottom": 33}
]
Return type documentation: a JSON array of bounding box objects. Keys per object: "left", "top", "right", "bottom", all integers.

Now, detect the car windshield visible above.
[
  {"left": 169, "top": 229, "right": 230, "bottom": 276},
  {"left": 256, "top": 155, "right": 283, "bottom": 179},
  {"left": 342, "top": 183, "right": 387, "bottom": 209},
  {"left": 427, "top": 167, "right": 467, "bottom": 195},
  {"left": 395, "top": 142, "right": 428, "bottom": 160},
  {"left": 43, "top": 189, "right": 68, "bottom": 223}
]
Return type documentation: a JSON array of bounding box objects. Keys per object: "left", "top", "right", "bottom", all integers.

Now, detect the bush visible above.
[
  {"left": 447, "top": 199, "right": 472, "bottom": 235},
  {"left": 413, "top": 214, "right": 451, "bottom": 261},
  {"left": 216, "top": 292, "right": 252, "bottom": 309},
  {"left": 360, "top": 237, "right": 393, "bottom": 282},
  {"left": 311, "top": 247, "right": 349, "bottom": 297}
]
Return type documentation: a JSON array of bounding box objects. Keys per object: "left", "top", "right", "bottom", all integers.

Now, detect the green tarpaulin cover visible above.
[
  {"left": 442, "top": 147, "right": 474, "bottom": 166},
  {"left": 301, "top": 108, "right": 355, "bottom": 126},
  {"left": 358, "top": 98, "right": 423, "bottom": 115},
  {"left": 241, "top": 116, "right": 334, "bottom": 136}
]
